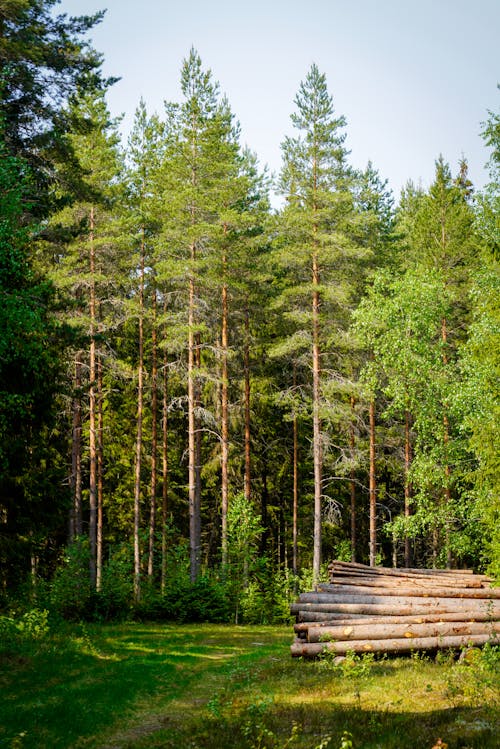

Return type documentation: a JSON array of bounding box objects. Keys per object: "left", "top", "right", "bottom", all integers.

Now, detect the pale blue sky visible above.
[{"left": 58, "top": 0, "right": 499, "bottom": 200}]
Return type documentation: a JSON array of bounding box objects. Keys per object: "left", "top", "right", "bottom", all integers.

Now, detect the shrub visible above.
[{"left": 0, "top": 608, "right": 50, "bottom": 654}]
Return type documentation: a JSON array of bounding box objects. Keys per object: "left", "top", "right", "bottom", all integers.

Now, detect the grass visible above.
[{"left": 0, "top": 622, "right": 498, "bottom": 749}]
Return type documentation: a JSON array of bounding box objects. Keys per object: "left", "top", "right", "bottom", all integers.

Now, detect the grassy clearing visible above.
[{"left": 0, "top": 622, "right": 498, "bottom": 749}]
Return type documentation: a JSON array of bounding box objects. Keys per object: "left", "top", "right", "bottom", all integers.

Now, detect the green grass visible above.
[{"left": 0, "top": 622, "right": 498, "bottom": 749}]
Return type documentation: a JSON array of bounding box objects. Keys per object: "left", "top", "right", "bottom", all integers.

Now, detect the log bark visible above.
[
  {"left": 294, "top": 611, "right": 499, "bottom": 634},
  {"left": 297, "top": 611, "right": 385, "bottom": 622},
  {"left": 328, "top": 560, "right": 492, "bottom": 582},
  {"left": 306, "top": 620, "right": 500, "bottom": 643},
  {"left": 317, "top": 584, "right": 500, "bottom": 599},
  {"left": 329, "top": 560, "right": 480, "bottom": 576},
  {"left": 291, "top": 600, "right": 500, "bottom": 616},
  {"left": 326, "top": 574, "right": 488, "bottom": 589},
  {"left": 292, "top": 561, "right": 497, "bottom": 658},
  {"left": 291, "top": 632, "right": 498, "bottom": 658},
  {"left": 297, "top": 592, "right": 499, "bottom": 607}
]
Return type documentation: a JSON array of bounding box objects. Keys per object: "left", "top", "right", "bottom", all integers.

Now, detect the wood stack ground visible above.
[{"left": 291, "top": 560, "right": 500, "bottom": 658}]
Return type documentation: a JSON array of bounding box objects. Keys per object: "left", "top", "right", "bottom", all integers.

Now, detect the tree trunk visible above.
[
  {"left": 88, "top": 205, "right": 97, "bottom": 589},
  {"left": 441, "top": 315, "right": 452, "bottom": 568},
  {"left": 133, "top": 229, "right": 145, "bottom": 601},
  {"left": 404, "top": 409, "right": 413, "bottom": 567},
  {"left": 70, "top": 354, "right": 83, "bottom": 541},
  {"left": 220, "top": 250, "right": 229, "bottom": 567},
  {"left": 292, "top": 389, "right": 299, "bottom": 578},
  {"left": 244, "top": 303, "right": 251, "bottom": 502},
  {"left": 148, "top": 289, "right": 158, "bottom": 579},
  {"left": 312, "top": 253, "right": 322, "bottom": 583},
  {"left": 369, "top": 398, "right": 376, "bottom": 567},
  {"left": 161, "top": 302, "right": 169, "bottom": 595},
  {"left": 96, "top": 349, "right": 104, "bottom": 591},
  {"left": 350, "top": 396, "right": 356, "bottom": 562},
  {"left": 188, "top": 264, "right": 201, "bottom": 582}
]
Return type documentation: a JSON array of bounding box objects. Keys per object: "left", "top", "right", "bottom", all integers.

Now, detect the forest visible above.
[{"left": 1, "top": 0, "right": 499, "bottom": 625}]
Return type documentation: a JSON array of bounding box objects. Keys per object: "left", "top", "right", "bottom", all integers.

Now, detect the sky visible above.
[{"left": 57, "top": 0, "right": 499, "bottom": 201}]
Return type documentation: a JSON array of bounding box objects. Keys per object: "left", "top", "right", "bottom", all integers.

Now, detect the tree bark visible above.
[
  {"left": 96, "top": 349, "right": 104, "bottom": 591},
  {"left": 188, "top": 266, "right": 201, "bottom": 582},
  {"left": 317, "top": 583, "right": 500, "bottom": 599},
  {"left": 148, "top": 289, "right": 158, "bottom": 579},
  {"left": 88, "top": 205, "right": 97, "bottom": 589},
  {"left": 441, "top": 315, "right": 452, "bottom": 568},
  {"left": 404, "top": 409, "right": 413, "bottom": 567},
  {"left": 220, "top": 248, "right": 229, "bottom": 568},
  {"left": 244, "top": 303, "right": 251, "bottom": 502},
  {"left": 70, "top": 354, "right": 83, "bottom": 541},
  {"left": 296, "top": 591, "right": 500, "bottom": 606},
  {"left": 161, "top": 301, "right": 169, "bottom": 595},
  {"left": 291, "top": 632, "right": 497, "bottom": 658},
  {"left": 291, "top": 600, "right": 500, "bottom": 617},
  {"left": 350, "top": 396, "right": 356, "bottom": 562},
  {"left": 133, "top": 228, "right": 145, "bottom": 601},
  {"left": 369, "top": 398, "right": 376, "bottom": 567},
  {"left": 312, "top": 252, "right": 322, "bottom": 582},
  {"left": 294, "top": 610, "right": 498, "bottom": 633},
  {"left": 306, "top": 620, "right": 500, "bottom": 643}
]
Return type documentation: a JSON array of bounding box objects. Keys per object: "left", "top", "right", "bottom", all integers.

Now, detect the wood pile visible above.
[{"left": 291, "top": 560, "right": 500, "bottom": 658}]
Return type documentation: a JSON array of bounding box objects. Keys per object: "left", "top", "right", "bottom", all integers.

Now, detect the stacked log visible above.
[{"left": 291, "top": 561, "right": 499, "bottom": 658}]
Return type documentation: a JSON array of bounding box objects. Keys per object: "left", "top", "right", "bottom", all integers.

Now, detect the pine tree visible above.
[
  {"left": 276, "top": 64, "right": 363, "bottom": 581},
  {"left": 126, "top": 100, "right": 164, "bottom": 597},
  {"left": 0, "top": 0, "right": 107, "bottom": 214},
  {"left": 0, "top": 132, "right": 65, "bottom": 588},
  {"left": 156, "top": 50, "right": 244, "bottom": 579},
  {"left": 41, "top": 85, "right": 124, "bottom": 587}
]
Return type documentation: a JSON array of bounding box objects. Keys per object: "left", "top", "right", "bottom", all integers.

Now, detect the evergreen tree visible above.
[
  {"left": 157, "top": 49, "right": 256, "bottom": 580},
  {"left": 0, "top": 132, "right": 65, "bottom": 588},
  {"left": 275, "top": 64, "right": 364, "bottom": 581},
  {"left": 126, "top": 100, "right": 165, "bottom": 597},
  {"left": 0, "top": 0, "right": 108, "bottom": 214},
  {"left": 41, "top": 85, "right": 124, "bottom": 587}
]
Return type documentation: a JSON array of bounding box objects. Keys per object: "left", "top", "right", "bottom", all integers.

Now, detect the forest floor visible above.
[{"left": 0, "top": 622, "right": 499, "bottom": 749}]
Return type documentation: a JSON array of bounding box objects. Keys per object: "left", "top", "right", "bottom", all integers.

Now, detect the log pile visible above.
[{"left": 291, "top": 560, "right": 500, "bottom": 658}]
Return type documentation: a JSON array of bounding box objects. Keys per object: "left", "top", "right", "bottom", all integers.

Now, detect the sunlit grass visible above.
[{"left": 0, "top": 623, "right": 498, "bottom": 749}]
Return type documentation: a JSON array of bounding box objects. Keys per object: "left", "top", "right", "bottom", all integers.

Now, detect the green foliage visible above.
[
  {"left": 49, "top": 539, "right": 133, "bottom": 622},
  {"left": 318, "top": 649, "right": 376, "bottom": 679},
  {"left": 445, "top": 644, "right": 500, "bottom": 708},
  {"left": 49, "top": 539, "right": 95, "bottom": 620},
  {"left": 0, "top": 0, "right": 107, "bottom": 213},
  {"left": 0, "top": 130, "right": 67, "bottom": 590},
  {"left": 0, "top": 608, "right": 49, "bottom": 651},
  {"left": 238, "top": 567, "right": 293, "bottom": 625}
]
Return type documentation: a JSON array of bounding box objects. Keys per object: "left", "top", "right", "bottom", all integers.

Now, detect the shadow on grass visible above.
[
  {"left": 127, "top": 701, "right": 499, "bottom": 749},
  {"left": 0, "top": 623, "right": 291, "bottom": 749},
  {"left": 1, "top": 625, "right": 497, "bottom": 749}
]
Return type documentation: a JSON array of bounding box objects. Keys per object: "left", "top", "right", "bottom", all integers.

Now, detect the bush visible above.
[
  {"left": 0, "top": 608, "right": 50, "bottom": 654},
  {"left": 238, "top": 563, "right": 295, "bottom": 625},
  {"left": 136, "top": 575, "right": 231, "bottom": 623},
  {"left": 50, "top": 539, "right": 133, "bottom": 622}
]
